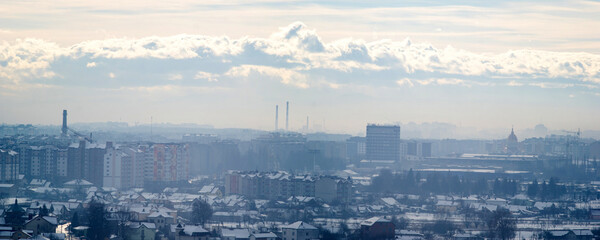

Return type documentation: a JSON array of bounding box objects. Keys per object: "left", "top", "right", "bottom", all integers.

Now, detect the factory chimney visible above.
[
  {"left": 306, "top": 116, "right": 309, "bottom": 132},
  {"left": 275, "top": 105, "right": 279, "bottom": 131},
  {"left": 285, "top": 101, "right": 289, "bottom": 131},
  {"left": 62, "top": 110, "right": 68, "bottom": 136}
]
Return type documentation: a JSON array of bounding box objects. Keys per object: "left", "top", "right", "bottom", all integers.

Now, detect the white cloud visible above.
[
  {"left": 0, "top": 22, "right": 599, "bottom": 93},
  {"left": 108, "top": 72, "right": 115, "bottom": 78},
  {"left": 396, "top": 78, "right": 414, "bottom": 87},
  {"left": 416, "top": 78, "right": 467, "bottom": 86},
  {"left": 529, "top": 82, "right": 574, "bottom": 89},
  {"left": 168, "top": 74, "right": 183, "bottom": 81},
  {"left": 194, "top": 71, "right": 218, "bottom": 82},
  {"left": 507, "top": 80, "right": 523, "bottom": 87},
  {"left": 226, "top": 65, "right": 309, "bottom": 88}
]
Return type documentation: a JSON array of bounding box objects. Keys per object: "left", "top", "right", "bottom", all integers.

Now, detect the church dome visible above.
[{"left": 507, "top": 128, "right": 518, "bottom": 142}]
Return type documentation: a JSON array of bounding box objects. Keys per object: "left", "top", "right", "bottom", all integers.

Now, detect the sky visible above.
[{"left": 1, "top": 0, "right": 599, "bottom": 135}]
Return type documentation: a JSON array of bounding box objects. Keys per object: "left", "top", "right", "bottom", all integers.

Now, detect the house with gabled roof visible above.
[
  {"left": 281, "top": 221, "right": 318, "bottom": 240},
  {"left": 171, "top": 223, "right": 210, "bottom": 240},
  {"left": 126, "top": 222, "right": 156, "bottom": 240},
  {"left": 23, "top": 215, "right": 57, "bottom": 236}
]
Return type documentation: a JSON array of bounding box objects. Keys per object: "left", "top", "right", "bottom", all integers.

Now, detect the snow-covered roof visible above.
[
  {"left": 221, "top": 228, "right": 250, "bottom": 238},
  {"left": 380, "top": 197, "right": 399, "bottom": 206},
  {"left": 64, "top": 179, "right": 93, "bottom": 186},
  {"left": 282, "top": 221, "right": 317, "bottom": 230},
  {"left": 148, "top": 211, "right": 173, "bottom": 218},
  {"left": 128, "top": 222, "right": 156, "bottom": 229},
  {"left": 252, "top": 232, "right": 277, "bottom": 238},
  {"left": 361, "top": 217, "right": 390, "bottom": 226},
  {"left": 183, "top": 225, "right": 209, "bottom": 235}
]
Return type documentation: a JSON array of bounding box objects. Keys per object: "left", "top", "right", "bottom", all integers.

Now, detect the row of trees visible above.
[
  {"left": 421, "top": 208, "right": 516, "bottom": 240},
  {"left": 371, "top": 169, "right": 571, "bottom": 200},
  {"left": 527, "top": 178, "right": 567, "bottom": 200},
  {"left": 370, "top": 169, "right": 521, "bottom": 197}
]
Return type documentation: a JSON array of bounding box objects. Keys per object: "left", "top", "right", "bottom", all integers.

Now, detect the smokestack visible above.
[
  {"left": 275, "top": 105, "right": 279, "bottom": 131},
  {"left": 285, "top": 101, "right": 289, "bottom": 131},
  {"left": 306, "top": 116, "right": 309, "bottom": 132},
  {"left": 62, "top": 110, "right": 68, "bottom": 136}
]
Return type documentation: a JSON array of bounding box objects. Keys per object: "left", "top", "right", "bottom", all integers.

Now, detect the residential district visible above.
[{"left": 1, "top": 119, "right": 600, "bottom": 240}]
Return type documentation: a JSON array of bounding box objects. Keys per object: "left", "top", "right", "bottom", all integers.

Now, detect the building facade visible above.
[{"left": 366, "top": 125, "right": 401, "bottom": 161}]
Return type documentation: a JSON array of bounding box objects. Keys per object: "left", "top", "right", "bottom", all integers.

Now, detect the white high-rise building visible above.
[{"left": 103, "top": 143, "right": 126, "bottom": 189}]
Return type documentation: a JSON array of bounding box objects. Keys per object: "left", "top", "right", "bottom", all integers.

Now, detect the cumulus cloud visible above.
[
  {"left": 0, "top": 22, "right": 599, "bottom": 94},
  {"left": 194, "top": 71, "right": 218, "bottom": 82},
  {"left": 529, "top": 82, "right": 574, "bottom": 89},
  {"left": 396, "top": 78, "right": 414, "bottom": 87},
  {"left": 168, "top": 74, "right": 183, "bottom": 81},
  {"left": 507, "top": 80, "right": 523, "bottom": 87},
  {"left": 226, "top": 65, "right": 309, "bottom": 88}
]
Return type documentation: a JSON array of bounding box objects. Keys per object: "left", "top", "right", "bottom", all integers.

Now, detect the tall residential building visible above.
[
  {"left": 103, "top": 142, "right": 131, "bottom": 189},
  {"left": 0, "top": 149, "right": 19, "bottom": 181},
  {"left": 16, "top": 145, "right": 67, "bottom": 181},
  {"left": 123, "top": 147, "right": 146, "bottom": 188},
  {"left": 225, "top": 171, "right": 352, "bottom": 203},
  {"left": 346, "top": 137, "right": 366, "bottom": 161},
  {"left": 366, "top": 124, "right": 401, "bottom": 161},
  {"left": 151, "top": 144, "right": 190, "bottom": 182},
  {"left": 67, "top": 141, "right": 106, "bottom": 186}
]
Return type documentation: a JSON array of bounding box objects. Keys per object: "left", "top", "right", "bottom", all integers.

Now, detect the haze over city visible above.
[
  {"left": 1, "top": 0, "right": 600, "bottom": 135},
  {"left": 2, "top": 1, "right": 600, "bottom": 240}
]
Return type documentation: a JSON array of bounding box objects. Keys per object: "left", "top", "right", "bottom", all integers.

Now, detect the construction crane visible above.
[
  {"left": 62, "top": 109, "right": 93, "bottom": 142},
  {"left": 561, "top": 128, "right": 581, "bottom": 138},
  {"left": 68, "top": 127, "right": 94, "bottom": 143}
]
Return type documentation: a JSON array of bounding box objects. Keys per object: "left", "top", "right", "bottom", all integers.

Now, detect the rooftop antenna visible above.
[
  {"left": 285, "top": 101, "right": 289, "bottom": 131},
  {"left": 150, "top": 116, "right": 153, "bottom": 142}
]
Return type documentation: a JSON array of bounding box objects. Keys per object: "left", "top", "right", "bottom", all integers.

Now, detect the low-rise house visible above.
[
  {"left": 172, "top": 224, "right": 210, "bottom": 240},
  {"left": 63, "top": 179, "right": 93, "bottom": 189},
  {"left": 395, "top": 230, "right": 423, "bottom": 240},
  {"left": 544, "top": 230, "right": 576, "bottom": 240},
  {"left": 221, "top": 228, "right": 250, "bottom": 240},
  {"left": 572, "top": 230, "right": 594, "bottom": 240},
  {"left": 360, "top": 217, "right": 395, "bottom": 240},
  {"left": 0, "top": 184, "right": 17, "bottom": 196},
  {"left": 436, "top": 201, "right": 459, "bottom": 212},
  {"left": 0, "top": 228, "right": 32, "bottom": 240},
  {"left": 23, "top": 215, "right": 57, "bottom": 235},
  {"left": 29, "top": 180, "right": 49, "bottom": 188},
  {"left": 281, "top": 221, "right": 319, "bottom": 240},
  {"left": 126, "top": 222, "right": 156, "bottom": 240},
  {"left": 453, "top": 233, "right": 483, "bottom": 240},
  {"left": 534, "top": 202, "right": 559, "bottom": 211},
  {"left": 250, "top": 232, "right": 277, "bottom": 240},
  {"left": 543, "top": 229, "right": 592, "bottom": 240},
  {"left": 511, "top": 194, "right": 533, "bottom": 206},
  {"left": 199, "top": 185, "right": 222, "bottom": 197},
  {"left": 147, "top": 211, "right": 174, "bottom": 229},
  {"left": 485, "top": 198, "right": 508, "bottom": 206}
]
